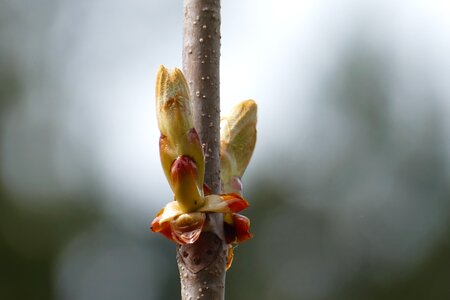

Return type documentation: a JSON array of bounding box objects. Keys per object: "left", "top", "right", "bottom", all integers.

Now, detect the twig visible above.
[{"left": 177, "top": 0, "right": 226, "bottom": 299}]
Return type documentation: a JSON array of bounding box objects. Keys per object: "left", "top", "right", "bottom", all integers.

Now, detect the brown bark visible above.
[{"left": 177, "top": 0, "right": 226, "bottom": 299}]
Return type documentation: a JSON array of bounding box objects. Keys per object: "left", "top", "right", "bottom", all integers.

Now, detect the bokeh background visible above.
[{"left": 1, "top": 0, "right": 450, "bottom": 299}]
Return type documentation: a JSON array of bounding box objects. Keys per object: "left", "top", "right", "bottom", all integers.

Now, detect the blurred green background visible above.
[{"left": 1, "top": 0, "right": 450, "bottom": 299}]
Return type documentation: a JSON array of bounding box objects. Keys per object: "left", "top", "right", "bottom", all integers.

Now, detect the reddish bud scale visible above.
[
  {"left": 233, "top": 214, "right": 252, "bottom": 242},
  {"left": 221, "top": 194, "right": 249, "bottom": 212},
  {"left": 224, "top": 213, "right": 252, "bottom": 244},
  {"left": 151, "top": 213, "right": 173, "bottom": 241},
  {"left": 170, "top": 213, "right": 205, "bottom": 244},
  {"left": 170, "top": 155, "right": 204, "bottom": 212},
  {"left": 170, "top": 155, "right": 198, "bottom": 185}
]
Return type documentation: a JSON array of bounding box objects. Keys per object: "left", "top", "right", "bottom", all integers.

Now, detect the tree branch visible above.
[{"left": 177, "top": 0, "right": 226, "bottom": 299}]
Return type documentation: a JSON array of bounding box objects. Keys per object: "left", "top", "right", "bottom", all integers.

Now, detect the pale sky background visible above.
[{"left": 2, "top": 0, "right": 450, "bottom": 216}]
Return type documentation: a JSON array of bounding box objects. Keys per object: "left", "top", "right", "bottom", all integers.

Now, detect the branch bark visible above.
[{"left": 177, "top": 0, "right": 226, "bottom": 299}]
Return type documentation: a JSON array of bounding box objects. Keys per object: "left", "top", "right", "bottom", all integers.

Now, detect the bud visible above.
[
  {"left": 156, "top": 66, "right": 205, "bottom": 210},
  {"left": 156, "top": 66, "right": 192, "bottom": 138},
  {"left": 220, "top": 100, "right": 257, "bottom": 194},
  {"left": 152, "top": 68, "right": 255, "bottom": 263}
]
